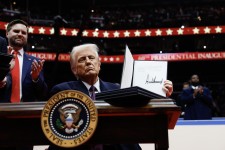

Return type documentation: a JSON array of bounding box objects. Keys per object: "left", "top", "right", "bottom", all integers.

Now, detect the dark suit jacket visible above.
[
  {"left": 180, "top": 86, "right": 213, "bottom": 120},
  {"left": 0, "top": 53, "right": 48, "bottom": 102},
  {"left": 48, "top": 79, "right": 142, "bottom": 150},
  {"left": 49, "top": 79, "right": 120, "bottom": 97},
  {"left": 0, "top": 36, "right": 7, "bottom": 53}
]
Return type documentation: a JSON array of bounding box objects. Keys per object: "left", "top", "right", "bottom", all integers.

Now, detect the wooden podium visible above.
[{"left": 0, "top": 100, "right": 181, "bottom": 150}]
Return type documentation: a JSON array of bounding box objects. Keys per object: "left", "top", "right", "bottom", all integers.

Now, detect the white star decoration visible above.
[
  {"left": 145, "top": 30, "right": 151, "bottom": 36},
  {"left": 113, "top": 31, "right": 120, "bottom": 37},
  {"left": 28, "top": 26, "right": 34, "bottom": 33},
  {"left": 93, "top": 31, "right": 99, "bottom": 37},
  {"left": 104, "top": 57, "right": 108, "bottom": 61},
  {"left": 109, "top": 57, "right": 114, "bottom": 62},
  {"left": 215, "top": 26, "right": 222, "bottom": 33},
  {"left": 60, "top": 28, "right": 67, "bottom": 35},
  {"left": 166, "top": 29, "right": 173, "bottom": 35},
  {"left": 156, "top": 29, "right": 162, "bottom": 36},
  {"left": 193, "top": 27, "right": 200, "bottom": 34},
  {"left": 50, "top": 28, "right": 54, "bottom": 34},
  {"left": 103, "top": 31, "right": 109, "bottom": 37},
  {"left": 99, "top": 57, "right": 121, "bottom": 62},
  {"left": 177, "top": 28, "right": 184, "bottom": 35},
  {"left": 204, "top": 27, "right": 211, "bottom": 34},
  {"left": 4, "top": 24, "right": 8, "bottom": 29},
  {"left": 124, "top": 30, "right": 130, "bottom": 37},
  {"left": 71, "top": 29, "right": 78, "bottom": 36},
  {"left": 134, "top": 30, "right": 141, "bottom": 36},
  {"left": 82, "top": 30, "right": 88, "bottom": 36},
  {"left": 39, "top": 27, "right": 45, "bottom": 34}
]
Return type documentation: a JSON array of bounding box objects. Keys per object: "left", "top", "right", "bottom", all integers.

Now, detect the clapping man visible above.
[{"left": 0, "top": 19, "right": 48, "bottom": 103}]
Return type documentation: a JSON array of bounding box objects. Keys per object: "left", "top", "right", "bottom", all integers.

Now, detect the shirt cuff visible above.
[{"left": 32, "top": 78, "right": 39, "bottom": 83}]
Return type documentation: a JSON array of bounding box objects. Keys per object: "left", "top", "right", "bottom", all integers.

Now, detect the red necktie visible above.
[{"left": 10, "top": 51, "right": 20, "bottom": 103}]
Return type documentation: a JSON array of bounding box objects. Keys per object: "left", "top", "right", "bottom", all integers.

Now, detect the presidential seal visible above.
[{"left": 41, "top": 90, "right": 98, "bottom": 148}]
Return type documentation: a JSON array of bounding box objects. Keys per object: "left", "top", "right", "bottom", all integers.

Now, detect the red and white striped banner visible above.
[
  {"left": 1, "top": 21, "right": 225, "bottom": 37},
  {"left": 27, "top": 51, "right": 225, "bottom": 63}
]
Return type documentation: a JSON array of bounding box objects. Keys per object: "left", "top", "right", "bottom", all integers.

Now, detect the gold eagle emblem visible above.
[{"left": 58, "top": 103, "right": 83, "bottom": 134}]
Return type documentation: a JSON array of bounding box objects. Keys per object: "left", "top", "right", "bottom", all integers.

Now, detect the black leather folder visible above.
[
  {"left": 0, "top": 67, "right": 10, "bottom": 81},
  {"left": 0, "top": 52, "right": 13, "bottom": 65},
  {"left": 0, "top": 52, "right": 13, "bottom": 80},
  {"left": 96, "top": 86, "right": 166, "bottom": 107}
]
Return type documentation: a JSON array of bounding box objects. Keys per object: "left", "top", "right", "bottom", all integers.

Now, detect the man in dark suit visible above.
[
  {"left": 0, "top": 19, "right": 48, "bottom": 103},
  {"left": 0, "top": 36, "right": 7, "bottom": 53},
  {"left": 180, "top": 74, "right": 213, "bottom": 120},
  {"left": 48, "top": 43, "right": 173, "bottom": 150}
]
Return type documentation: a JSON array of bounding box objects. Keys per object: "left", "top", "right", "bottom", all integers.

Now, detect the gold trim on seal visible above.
[{"left": 41, "top": 90, "right": 98, "bottom": 148}]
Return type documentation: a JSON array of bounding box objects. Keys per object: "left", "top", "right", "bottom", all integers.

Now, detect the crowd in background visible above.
[{"left": 1, "top": 2, "right": 225, "bottom": 29}]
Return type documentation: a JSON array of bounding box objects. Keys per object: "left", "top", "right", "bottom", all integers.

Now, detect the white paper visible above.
[
  {"left": 132, "top": 61, "right": 168, "bottom": 97},
  {"left": 120, "top": 45, "right": 134, "bottom": 89}
]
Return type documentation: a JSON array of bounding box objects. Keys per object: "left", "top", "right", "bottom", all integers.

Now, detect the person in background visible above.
[
  {"left": 47, "top": 43, "right": 173, "bottom": 150},
  {"left": 176, "top": 81, "right": 190, "bottom": 117},
  {"left": 180, "top": 74, "right": 213, "bottom": 120},
  {"left": 0, "top": 19, "right": 48, "bottom": 103}
]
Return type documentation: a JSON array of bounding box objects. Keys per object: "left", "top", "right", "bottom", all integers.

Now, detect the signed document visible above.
[
  {"left": 120, "top": 45, "right": 134, "bottom": 89},
  {"left": 120, "top": 46, "right": 168, "bottom": 97},
  {"left": 132, "top": 61, "right": 168, "bottom": 97}
]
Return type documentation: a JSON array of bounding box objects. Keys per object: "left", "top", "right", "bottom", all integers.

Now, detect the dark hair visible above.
[
  {"left": 6, "top": 19, "right": 28, "bottom": 32},
  {"left": 183, "top": 81, "right": 190, "bottom": 85}
]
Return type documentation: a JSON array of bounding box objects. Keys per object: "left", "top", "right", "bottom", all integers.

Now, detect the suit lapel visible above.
[
  {"left": 22, "top": 53, "right": 32, "bottom": 82},
  {"left": 77, "top": 80, "right": 90, "bottom": 96},
  {"left": 99, "top": 79, "right": 108, "bottom": 92}
]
